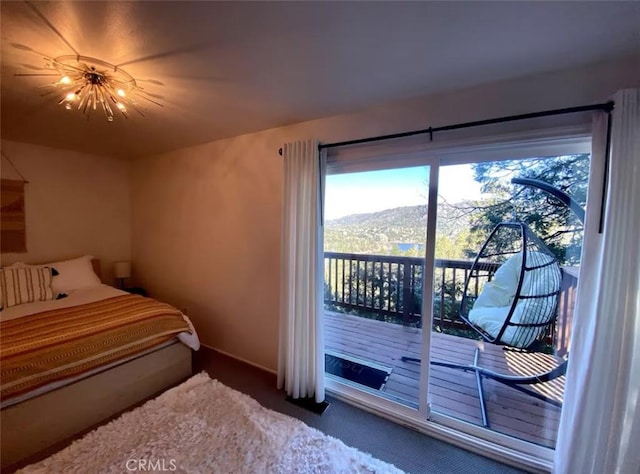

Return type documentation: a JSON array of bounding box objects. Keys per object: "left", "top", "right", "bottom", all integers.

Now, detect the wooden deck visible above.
[{"left": 325, "top": 310, "right": 565, "bottom": 448}]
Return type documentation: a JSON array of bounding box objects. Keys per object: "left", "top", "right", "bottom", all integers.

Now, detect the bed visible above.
[{"left": 0, "top": 257, "right": 199, "bottom": 469}]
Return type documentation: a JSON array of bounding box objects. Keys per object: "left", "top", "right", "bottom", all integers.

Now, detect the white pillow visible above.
[
  {"left": 473, "top": 252, "right": 521, "bottom": 308},
  {"left": 48, "top": 256, "right": 102, "bottom": 294}
]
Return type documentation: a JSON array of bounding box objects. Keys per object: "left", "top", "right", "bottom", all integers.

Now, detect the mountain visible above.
[
  {"left": 328, "top": 205, "right": 427, "bottom": 228},
  {"left": 325, "top": 203, "right": 473, "bottom": 255}
]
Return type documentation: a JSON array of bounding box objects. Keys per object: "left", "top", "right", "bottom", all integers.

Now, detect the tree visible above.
[{"left": 464, "top": 154, "right": 590, "bottom": 265}]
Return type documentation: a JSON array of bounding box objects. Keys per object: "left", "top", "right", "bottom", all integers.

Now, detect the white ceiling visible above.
[{"left": 1, "top": 1, "right": 639, "bottom": 159}]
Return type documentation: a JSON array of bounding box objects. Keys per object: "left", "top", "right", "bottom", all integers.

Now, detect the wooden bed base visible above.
[{"left": 1, "top": 341, "right": 192, "bottom": 469}]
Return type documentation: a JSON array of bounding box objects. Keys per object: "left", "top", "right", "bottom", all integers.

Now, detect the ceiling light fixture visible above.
[{"left": 32, "top": 55, "right": 161, "bottom": 121}]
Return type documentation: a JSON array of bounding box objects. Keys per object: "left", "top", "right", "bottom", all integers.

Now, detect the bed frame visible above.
[{"left": 1, "top": 341, "right": 192, "bottom": 469}]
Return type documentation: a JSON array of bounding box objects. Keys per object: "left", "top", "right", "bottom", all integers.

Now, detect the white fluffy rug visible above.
[{"left": 20, "top": 373, "right": 404, "bottom": 473}]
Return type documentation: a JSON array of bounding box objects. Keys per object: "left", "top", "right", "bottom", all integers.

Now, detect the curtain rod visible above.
[{"left": 277, "top": 101, "right": 614, "bottom": 156}]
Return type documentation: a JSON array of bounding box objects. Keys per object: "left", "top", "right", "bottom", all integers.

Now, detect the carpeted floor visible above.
[
  {"left": 19, "top": 373, "right": 404, "bottom": 473},
  {"left": 195, "top": 347, "right": 526, "bottom": 474}
]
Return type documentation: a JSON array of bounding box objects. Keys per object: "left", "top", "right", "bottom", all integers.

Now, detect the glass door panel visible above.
[
  {"left": 323, "top": 166, "right": 430, "bottom": 409},
  {"left": 428, "top": 155, "right": 589, "bottom": 449}
]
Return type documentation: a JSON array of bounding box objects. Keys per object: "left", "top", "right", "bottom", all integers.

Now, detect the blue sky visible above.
[{"left": 324, "top": 164, "right": 483, "bottom": 220}]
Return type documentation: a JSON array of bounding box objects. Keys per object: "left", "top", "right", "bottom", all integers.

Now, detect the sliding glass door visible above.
[
  {"left": 321, "top": 135, "right": 591, "bottom": 460},
  {"left": 322, "top": 165, "right": 431, "bottom": 410},
  {"left": 428, "top": 153, "right": 589, "bottom": 451}
]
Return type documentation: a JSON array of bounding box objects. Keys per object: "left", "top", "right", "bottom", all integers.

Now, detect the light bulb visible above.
[
  {"left": 65, "top": 103, "right": 72, "bottom": 110},
  {"left": 59, "top": 76, "right": 71, "bottom": 85},
  {"left": 107, "top": 115, "right": 114, "bottom": 122},
  {"left": 117, "top": 89, "right": 126, "bottom": 97},
  {"left": 116, "top": 102, "right": 126, "bottom": 112},
  {"left": 65, "top": 92, "right": 77, "bottom": 101}
]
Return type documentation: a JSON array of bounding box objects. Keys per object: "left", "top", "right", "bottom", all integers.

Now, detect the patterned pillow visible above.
[{"left": 1, "top": 266, "right": 55, "bottom": 308}]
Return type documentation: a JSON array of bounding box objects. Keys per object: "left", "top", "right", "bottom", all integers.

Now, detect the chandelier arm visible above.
[
  {"left": 87, "top": 84, "right": 97, "bottom": 113},
  {"left": 78, "top": 84, "right": 89, "bottom": 113},
  {"left": 51, "top": 61, "right": 87, "bottom": 75},
  {"left": 96, "top": 86, "right": 106, "bottom": 117},
  {"left": 74, "top": 83, "right": 89, "bottom": 111},
  {"left": 102, "top": 82, "right": 121, "bottom": 102},
  {"left": 38, "top": 76, "right": 79, "bottom": 90},
  {"left": 99, "top": 86, "right": 111, "bottom": 118},
  {"left": 103, "top": 91, "right": 115, "bottom": 120},
  {"left": 92, "top": 85, "right": 98, "bottom": 111}
]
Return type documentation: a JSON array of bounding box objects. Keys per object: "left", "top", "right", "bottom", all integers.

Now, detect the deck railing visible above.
[{"left": 324, "top": 251, "right": 577, "bottom": 354}]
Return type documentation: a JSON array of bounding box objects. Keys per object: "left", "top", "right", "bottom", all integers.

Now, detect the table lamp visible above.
[{"left": 113, "top": 261, "right": 131, "bottom": 289}]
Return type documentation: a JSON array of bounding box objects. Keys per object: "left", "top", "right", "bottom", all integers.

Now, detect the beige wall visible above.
[
  {"left": 1, "top": 140, "right": 131, "bottom": 285},
  {"left": 131, "top": 55, "right": 639, "bottom": 371}
]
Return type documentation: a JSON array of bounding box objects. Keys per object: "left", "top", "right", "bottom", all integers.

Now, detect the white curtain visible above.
[
  {"left": 555, "top": 89, "right": 640, "bottom": 474},
  {"left": 277, "top": 140, "right": 325, "bottom": 403}
]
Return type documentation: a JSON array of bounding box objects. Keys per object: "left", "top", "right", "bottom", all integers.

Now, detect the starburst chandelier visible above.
[{"left": 29, "top": 55, "right": 161, "bottom": 121}]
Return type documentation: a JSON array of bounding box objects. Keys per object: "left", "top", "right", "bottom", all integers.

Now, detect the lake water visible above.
[{"left": 396, "top": 243, "right": 425, "bottom": 252}]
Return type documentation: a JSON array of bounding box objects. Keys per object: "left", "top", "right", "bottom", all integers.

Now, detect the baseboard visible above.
[{"left": 199, "top": 343, "right": 277, "bottom": 375}]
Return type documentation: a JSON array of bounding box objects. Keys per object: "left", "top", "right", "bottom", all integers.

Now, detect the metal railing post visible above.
[{"left": 402, "top": 258, "right": 412, "bottom": 326}]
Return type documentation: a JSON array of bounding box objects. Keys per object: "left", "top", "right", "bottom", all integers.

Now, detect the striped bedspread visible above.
[{"left": 0, "top": 294, "right": 192, "bottom": 403}]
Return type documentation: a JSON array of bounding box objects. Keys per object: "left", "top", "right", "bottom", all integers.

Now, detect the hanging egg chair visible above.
[
  {"left": 460, "top": 221, "right": 562, "bottom": 350},
  {"left": 403, "top": 178, "right": 581, "bottom": 428}
]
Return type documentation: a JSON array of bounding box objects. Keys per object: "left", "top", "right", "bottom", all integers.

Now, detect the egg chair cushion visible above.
[{"left": 468, "top": 251, "right": 561, "bottom": 348}]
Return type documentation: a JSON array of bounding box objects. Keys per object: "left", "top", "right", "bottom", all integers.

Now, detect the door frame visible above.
[{"left": 322, "top": 129, "right": 592, "bottom": 471}]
